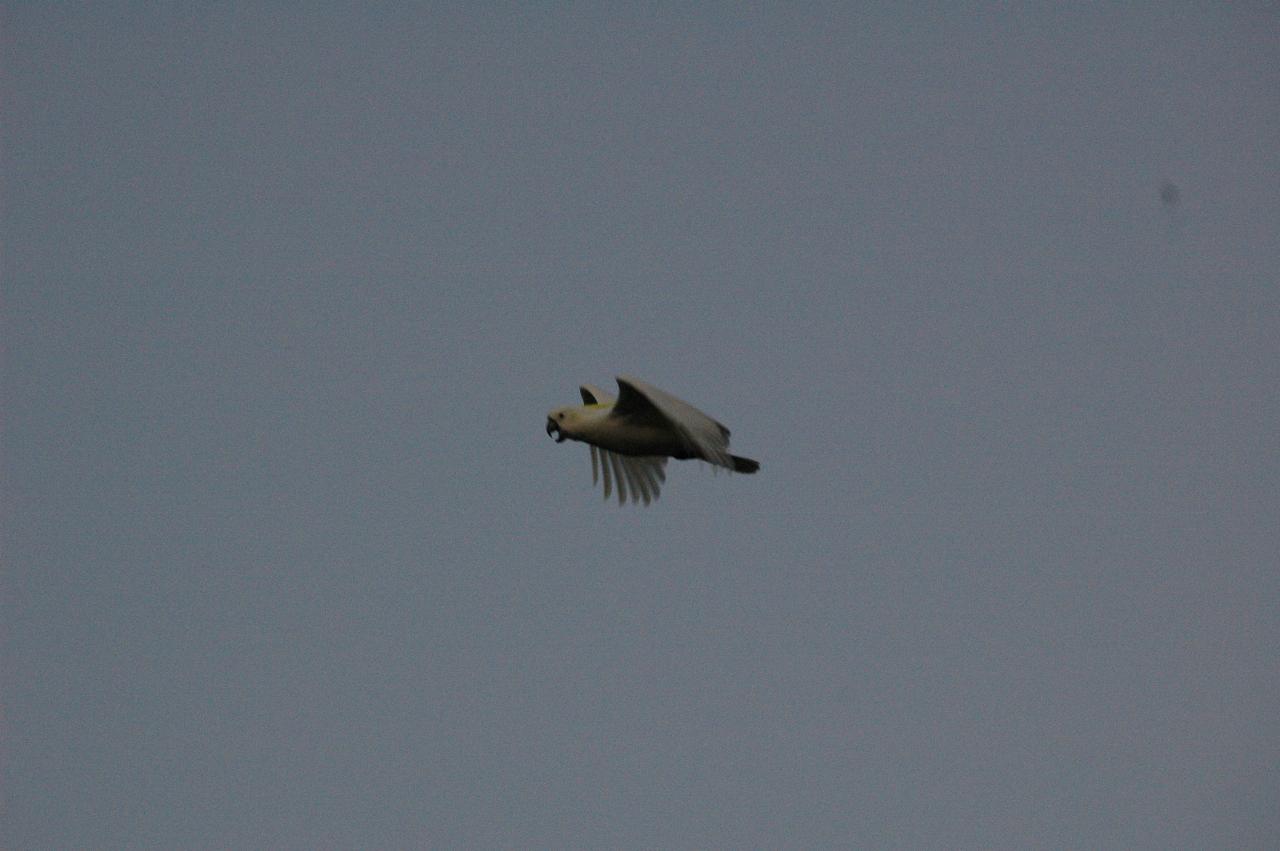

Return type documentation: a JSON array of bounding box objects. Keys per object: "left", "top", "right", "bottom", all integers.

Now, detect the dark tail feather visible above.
[{"left": 730, "top": 454, "right": 760, "bottom": 474}]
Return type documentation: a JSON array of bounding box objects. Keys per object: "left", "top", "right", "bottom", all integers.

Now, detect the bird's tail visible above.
[{"left": 730, "top": 454, "right": 760, "bottom": 474}]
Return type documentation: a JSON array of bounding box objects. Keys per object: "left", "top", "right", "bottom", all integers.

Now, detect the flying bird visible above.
[{"left": 546, "top": 376, "right": 760, "bottom": 505}]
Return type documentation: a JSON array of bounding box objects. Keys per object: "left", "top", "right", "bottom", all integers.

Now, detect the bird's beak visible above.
[{"left": 546, "top": 418, "right": 565, "bottom": 442}]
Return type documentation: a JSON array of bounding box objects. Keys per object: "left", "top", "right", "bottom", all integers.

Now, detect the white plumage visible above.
[{"left": 546, "top": 376, "right": 759, "bottom": 505}]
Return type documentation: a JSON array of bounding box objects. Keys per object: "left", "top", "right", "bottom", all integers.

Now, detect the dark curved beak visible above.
[{"left": 546, "top": 418, "right": 565, "bottom": 442}]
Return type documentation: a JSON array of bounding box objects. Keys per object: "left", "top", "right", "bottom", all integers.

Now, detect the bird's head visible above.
[{"left": 545, "top": 406, "right": 580, "bottom": 443}]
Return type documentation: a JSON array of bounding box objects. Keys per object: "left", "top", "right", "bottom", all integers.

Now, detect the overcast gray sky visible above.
[{"left": 4, "top": 4, "right": 1278, "bottom": 848}]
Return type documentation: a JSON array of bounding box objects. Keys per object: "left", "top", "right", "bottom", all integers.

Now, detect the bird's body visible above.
[
  {"left": 546, "top": 376, "right": 759, "bottom": 504},
  {"left": 557, "top": 404, "right": 687, "bottom": 458}
]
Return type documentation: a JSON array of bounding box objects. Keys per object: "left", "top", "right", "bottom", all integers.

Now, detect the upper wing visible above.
[
  {"left": 579, "top": 384, "right": 616, "bottom": 405},
  {"left": 612, "top": 376, "right": 733, "bottom": 467}
]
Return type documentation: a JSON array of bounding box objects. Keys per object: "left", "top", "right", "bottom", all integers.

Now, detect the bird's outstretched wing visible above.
[
  {"left": 612, "top": 376, "right": 733, "bottom": 468},
  {"left": 589, "top": 446, "right": 667, "bottom": 505}
]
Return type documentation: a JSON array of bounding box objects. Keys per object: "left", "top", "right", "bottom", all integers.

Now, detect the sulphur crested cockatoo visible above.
[{"left": 546, "top": 376, "right": 759, "bottom": 504}]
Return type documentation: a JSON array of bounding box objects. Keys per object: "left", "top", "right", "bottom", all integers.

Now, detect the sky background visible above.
[{"left": 4, "top": 4, "right": 1279, "bottom": 848}]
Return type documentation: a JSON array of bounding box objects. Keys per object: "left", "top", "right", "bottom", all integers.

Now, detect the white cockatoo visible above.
[{"left": 546, "top": 376, "right": 759, "bottom": 504}]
